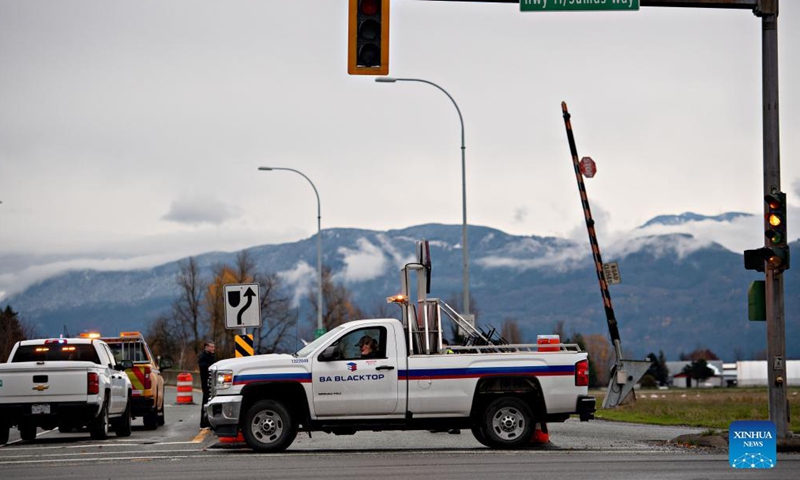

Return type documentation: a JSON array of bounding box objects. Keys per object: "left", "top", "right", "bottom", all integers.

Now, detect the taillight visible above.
[
  {"left": 87, "top": 372, "right": 100, "bottom": 394},
  {"left": 575, "top": 359, "right": 589, "bottom": 387},
  {"left": 143, "top": 366, "right": 152, "bottom": 390}
]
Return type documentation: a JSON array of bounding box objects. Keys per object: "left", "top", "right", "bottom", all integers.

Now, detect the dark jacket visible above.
[{"left": 197, "top": 350, "right": 216, "bottom": 393}]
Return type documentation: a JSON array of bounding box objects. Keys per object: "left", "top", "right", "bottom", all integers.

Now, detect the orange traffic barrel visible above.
[{"left": 176, "top": 372, "right": 194, "bottom": 405}]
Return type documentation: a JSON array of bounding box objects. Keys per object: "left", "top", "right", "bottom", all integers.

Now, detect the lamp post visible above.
[
  {"left": 375, "top": 77, "right": 471, "bottom": 319},
  {"left": 258, "top": 167, "right": 324, "bottom": 333}
]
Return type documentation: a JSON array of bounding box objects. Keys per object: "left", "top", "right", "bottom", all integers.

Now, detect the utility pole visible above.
[{"left": 755, "top": 0, "right": 789, "bottom": 440}]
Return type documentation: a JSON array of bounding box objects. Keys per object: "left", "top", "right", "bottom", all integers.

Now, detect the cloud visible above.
[
  {"left": 335, "top": 238, "right": 388, "bottom": 283},
  {"left": 375, "top": 234, "right": 416, "bottom": 268},
  {"left": 476, "top": 246, "right": 586, "bottom": 272},
  {"left": 630, "top": 214, "right": 762, "bottom": 254},
  {"left": 611, "top": 234, "right": 713, "bottom": 261},
  {"left": 0, "top": 253, "right": 186, "bottom": 302},
  {"left": 513, "top": 207, "right": 528, "bottom": 224},
  {"left": 277, "top": 261, "right": 315, "bottom": 307},
  {"left": 475, "top": 237, "right": 587, "bottom": 273},
  {"left": 162, "top": 196, "right": 241, "bottom": 226}
]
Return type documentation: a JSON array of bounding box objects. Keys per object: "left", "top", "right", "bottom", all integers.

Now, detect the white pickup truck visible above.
[
  {"left": 0, "top": 337, "right": 133, "bottom": 444},
  {"left": 207, "top": 243, "right": 595, "bottom": 452}
]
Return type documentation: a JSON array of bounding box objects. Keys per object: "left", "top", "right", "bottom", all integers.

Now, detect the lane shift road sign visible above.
[{"left": 224, "top": 283, "right": 261, "bottom": 329}]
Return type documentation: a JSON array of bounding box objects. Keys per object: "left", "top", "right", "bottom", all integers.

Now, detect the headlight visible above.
[{"left": 215, "top": 370, "right": 233, "bottom": 390}]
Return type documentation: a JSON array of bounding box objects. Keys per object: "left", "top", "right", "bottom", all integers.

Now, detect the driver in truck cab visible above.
[{"left": 357, "top": 335, "right": 379, "bottom": 359}]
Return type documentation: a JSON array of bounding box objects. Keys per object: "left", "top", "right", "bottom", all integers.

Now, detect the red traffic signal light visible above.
[{"left": 348, "top": 0, "right": 389, "bottom": 76}]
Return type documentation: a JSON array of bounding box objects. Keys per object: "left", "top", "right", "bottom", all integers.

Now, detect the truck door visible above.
[
  {"left": 312, "top": 324, "right": 400, "bottom": 417},
  {"left": 100, "top": 343, "right": 127, "bottom": 414}
]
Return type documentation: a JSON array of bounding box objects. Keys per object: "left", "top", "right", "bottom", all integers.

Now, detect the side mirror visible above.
[
  {"left": 159, "top": 358, "right": 173, "bottom": 370},
  {"left": 319, "top": 346, "right": 342, "bottom": 361}
]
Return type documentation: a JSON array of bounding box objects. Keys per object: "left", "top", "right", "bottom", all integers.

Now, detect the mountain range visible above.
[{"left": 5, "top": 213, "right": 798, "bottom": 361}]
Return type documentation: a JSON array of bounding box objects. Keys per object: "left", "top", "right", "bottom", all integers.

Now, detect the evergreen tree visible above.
[{"left": 0, "top": 305, "right": 25, "bottom": 362}]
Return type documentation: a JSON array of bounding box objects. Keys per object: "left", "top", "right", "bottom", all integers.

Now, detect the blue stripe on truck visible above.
[
  {"left": 400, "top": 365, "right": 574, "bottom": 380},
  {"left": 234, "top": 372, "right": 312, "bottom": 385}
]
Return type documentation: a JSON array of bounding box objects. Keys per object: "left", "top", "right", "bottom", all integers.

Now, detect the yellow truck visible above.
[{"left": 98, "top": 332, "right": 171, "bottom": 429}]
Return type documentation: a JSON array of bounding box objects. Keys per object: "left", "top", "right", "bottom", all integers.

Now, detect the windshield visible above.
[
  {"left": 12, "top": 344, "right": 101, "bottom": 364},
  {"left": 295, "top": 325, "right": 347, "bottom": 357}
]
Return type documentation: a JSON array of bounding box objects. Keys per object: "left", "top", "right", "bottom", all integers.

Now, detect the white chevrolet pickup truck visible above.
[
  {"left": 0, "top": 337, "right": 133, "bottom": 444},
  {"left": 207, "top": 243, "right": 595, "bottom": 452}
]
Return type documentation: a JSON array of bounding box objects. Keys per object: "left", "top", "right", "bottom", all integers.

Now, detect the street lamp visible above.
[
  {"left": 375, "top": 77, "right": 471, "bottom": 319},
  {"left": 258, "top": 167, "right": 324, "bottom": 334}
]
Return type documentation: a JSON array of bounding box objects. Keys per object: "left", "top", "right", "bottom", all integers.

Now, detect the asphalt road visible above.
[{"left": 1, "top": 387, "right": 797, "bottom": 480}]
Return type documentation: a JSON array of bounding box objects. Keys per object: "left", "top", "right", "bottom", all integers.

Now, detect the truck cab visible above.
[{"left": 97, "top": 332, "right": 171, "bottom": 429}]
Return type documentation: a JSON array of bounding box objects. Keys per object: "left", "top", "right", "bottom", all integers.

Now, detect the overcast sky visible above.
[{"left": 1, "top": 0, "right": 798, "bottom": 301}]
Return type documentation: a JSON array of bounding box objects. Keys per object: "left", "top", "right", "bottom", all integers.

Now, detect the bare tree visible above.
[
  {"left": 146, "top": 315, "right": 194, "bottom": 370},
  {"left": 254, "top": 271, "right": 296, "bottom": 354},
  {"left": 308, "top": 266, "right": 364, "bottom": 331},
  {"left": 583, "top": 333, "right": 613, "bottom": 387},
  {"left": 500, "top": 318, "right": 524, "bottom": 344},
  {"left": 173, "top": 257, "right": 207, "bottom": 352}
]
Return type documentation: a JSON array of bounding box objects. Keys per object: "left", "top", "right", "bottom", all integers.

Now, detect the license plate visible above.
[{"left": 32, "top": 404, "right": 50, "bottom": 414}]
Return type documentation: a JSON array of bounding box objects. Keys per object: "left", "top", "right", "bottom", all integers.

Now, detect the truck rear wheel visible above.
[
  {"left": 1, "top": 423, "right": 10, "bottom": 445},
  {"left": 20, "top": 422, "right": 37, "bottom": 442},
  {"left": 90, "top": 404, "right": 110, "bottom": 440},
  {"left": 242, "top": 399, "right": 297, "bottom": 453},
  {"left": 482, "top": 397, "right": 534, "bottom": 449}
]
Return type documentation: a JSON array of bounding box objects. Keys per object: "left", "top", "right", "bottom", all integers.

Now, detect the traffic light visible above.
[
  {"left": 744, "top": 191, "right": 790, "bottom": 271},
  {"left": 348, "top": 0, "right": 389, "bottom": 76},
  {"left": 765, "top": 192, "right": 787, "bottom": 247},
  {"left": 763, "top": 192, "right": 790, "bottom": 270}
]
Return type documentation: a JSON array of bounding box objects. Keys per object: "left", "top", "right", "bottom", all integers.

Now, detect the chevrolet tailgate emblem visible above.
[{"left": 33, "top": 384, "right": 49, "bottom": 391}]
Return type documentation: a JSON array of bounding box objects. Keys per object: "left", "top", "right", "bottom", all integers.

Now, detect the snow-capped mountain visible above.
[{"left": 5, "top": 216, "right": 798, "bottom": 360}]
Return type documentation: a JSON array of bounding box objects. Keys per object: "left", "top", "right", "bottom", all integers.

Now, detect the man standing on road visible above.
[{"left": 197, "top": 340, "right": 216, "bottom": 428}]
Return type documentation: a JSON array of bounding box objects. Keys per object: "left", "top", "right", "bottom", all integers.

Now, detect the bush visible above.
[{"left": 639, "top": 374, "right": 658, "bottom": 389}]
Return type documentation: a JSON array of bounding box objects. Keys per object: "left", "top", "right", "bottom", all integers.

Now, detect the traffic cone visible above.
[
  {"left": 531, "top": 422, "right": 549, "bottom": 444},
  {"left": 218, "top": 431, "right": 245, "bottom": 444}
]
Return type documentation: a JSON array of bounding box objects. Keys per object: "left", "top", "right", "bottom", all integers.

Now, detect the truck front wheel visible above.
[
  {"left": 482, "top": 397, "right": 534, "bottom": 449},
  {"left": 242, "top": 399, "right": 297, "bottom": 453},
  {"left": 0, "top": 422, "right": 10, "bottom": 445}
]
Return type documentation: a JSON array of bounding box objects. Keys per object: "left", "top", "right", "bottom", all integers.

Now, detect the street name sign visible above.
[
  {"left": 224, "top": 283, "right": 261, "bottom": 329},
  {"left": 521, "top": 0, "right": 639, "bottom": 12}
]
